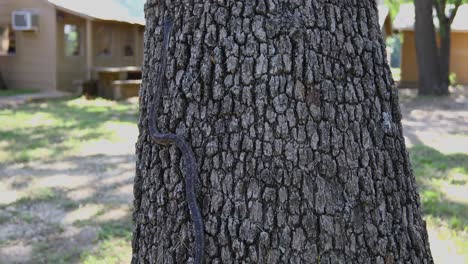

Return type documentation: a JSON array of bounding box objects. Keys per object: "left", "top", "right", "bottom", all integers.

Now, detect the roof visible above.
[
  {"left": 47, "top": 0, "right": 145, "bottom": 25},
  {"left": 378, "top": 4, "right": 390, "bottom": 29},
  {"left": 394, "top": 3, "right": 468, "bottom": 32}
]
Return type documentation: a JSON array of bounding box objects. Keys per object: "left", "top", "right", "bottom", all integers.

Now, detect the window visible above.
[
  {"left": 0, "top": 25, "right": 16, "bottom": 55},
  {"left": 96, "top": 25, "right": 112, "bottom": 57},
  {"left": 64, "top": 24, "right": 80, "bottom": 56},
  {"left": 123, "top": 29, "right": 134, "bottom": 57}
]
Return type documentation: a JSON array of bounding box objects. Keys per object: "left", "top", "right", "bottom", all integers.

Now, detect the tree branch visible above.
[
  {"left": 432, "top": 0, "right": 446, "bottom": 24},
  {"left": 449, "top": 0, "right": 462, "bottom": 24}
]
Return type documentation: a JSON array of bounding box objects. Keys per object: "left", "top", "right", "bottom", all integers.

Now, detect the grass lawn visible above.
[
  {"left": 0, "top": 88, "right": 37, "bottom": 97},
  {"left": 410, "top": 145, "right": 468, "bottom": 261},
  {"left": 0, "top": 97, "right": 138, "bottom": 163},
  {"left": 0, "top": 97, "right": 138, "bottom": 263},
  {"left": 0, "top": 96, "right": 467, "bottom": 263},
  {"left": 391, "top": 67, "right": 401, "bottom": 82}
]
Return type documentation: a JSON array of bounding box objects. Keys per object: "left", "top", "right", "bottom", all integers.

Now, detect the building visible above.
[
  {"left": 377, "top": 0, "right": 392, "bottom": 39},
  {"left": 0, "top": 0, "right": 144, "bottom": 92},
  {"left": 395, "top": 3, "right": 468, "bottom": 86}
]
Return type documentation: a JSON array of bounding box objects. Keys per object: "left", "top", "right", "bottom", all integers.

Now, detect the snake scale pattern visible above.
[{"left": 148, "top": 16, "right": 205, "bottom": 264}]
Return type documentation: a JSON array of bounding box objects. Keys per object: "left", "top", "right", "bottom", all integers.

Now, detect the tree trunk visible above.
[
  {"left": 132, "top": 1, "right": 433, "bottom": 263},
  {"left": 0, "top": 71, "right": 7, "bottom": 90},
  {"left": 415, "top": 0, "right": 443, "bottom": 96},
  {"left": 438, "top": 18, "right": 451, "bottom": 94}
]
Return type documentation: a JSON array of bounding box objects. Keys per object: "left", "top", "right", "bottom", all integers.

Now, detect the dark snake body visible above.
[{"left": 148, "top": 17, "right": 204, "bottom": 264}]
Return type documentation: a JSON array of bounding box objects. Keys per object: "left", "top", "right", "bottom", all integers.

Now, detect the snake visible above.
[{"left": 148, "top": 16, "right": 205, "bottom": 264}]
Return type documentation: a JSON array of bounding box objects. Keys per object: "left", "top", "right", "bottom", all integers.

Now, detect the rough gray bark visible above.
[{"left": 132, "top": 0, "right": 433, "bottom": 263}]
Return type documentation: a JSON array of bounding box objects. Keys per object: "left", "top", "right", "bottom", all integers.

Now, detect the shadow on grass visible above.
[
  {"left": 409, "top": 145, "right": 468, "bottom": 231},
  {"left": 0, "top": 88, "right": 37, "bottom": 97},
  {"left": 0, "top": 97, "right": 138, "bottom": 163},
  {"left": 31, "top": 217, "right": 133, "bottom": 264}
]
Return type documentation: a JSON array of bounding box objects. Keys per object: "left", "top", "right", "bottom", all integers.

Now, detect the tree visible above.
[
  {"left": 132, "top": 1, "right": 433, "bottom": 263},
  {"left": 415, "top": 0, "right": 443, "bottom": 95},
  {"left": 415, "top": 0, "right": 465, "bottom": 95},
  {"left": 0, "top": 71, "right": 7, "bottom": 90}
]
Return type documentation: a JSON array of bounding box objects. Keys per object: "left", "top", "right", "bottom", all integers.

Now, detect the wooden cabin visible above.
[
  {"left": 0, "top": 0, "right": 144, "bottom": 96},
  {"left": 395, "top": 4, "right": 468, "bottom": 86}
]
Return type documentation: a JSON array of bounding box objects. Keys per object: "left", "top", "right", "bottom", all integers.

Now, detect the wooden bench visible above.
[
  {"left": 111, "top": 79, "right": 142, "bottom": 100},
  {"left": 93, "top": 66, "right": 142, "bottom": 100}
]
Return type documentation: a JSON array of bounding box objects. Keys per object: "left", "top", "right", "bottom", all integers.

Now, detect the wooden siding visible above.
[
  {"left": 0, "top": 1, "right": 12, "bottom": 25},
  {"left": 57, "top": 18, "right": 144, "bottom": 92},
  {"left": 92, "top": 21, "right": 144, "bottom": 68},
  {"left": 56, "top": 11, "right": 86, "bottom": 92},
  {"left": 401, "top": 30, "right": 468, "bottom": 85},
  {"left": 0, "top": 0, "right": 57, "bottom": 91},
  {"left": 1, "top": 0, "right": 145, "bottom": 92},
  {"left": 450, "top": 32, "right": 468, "bottom": 85}
]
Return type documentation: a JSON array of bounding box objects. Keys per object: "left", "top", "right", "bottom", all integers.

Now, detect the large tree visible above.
[
  {"left": 415, "top": 0, "right": 465, "bottom": 95},
  {"left": 132, "top": 0, "right": 433, "bottom": 263}
]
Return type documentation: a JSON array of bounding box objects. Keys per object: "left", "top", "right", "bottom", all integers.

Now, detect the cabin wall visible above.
[
  {"left": 401, "top": 30, "right": 468, "bottom": 86},
  {"left": 0, "top": 0, "right": 57, "bottom": 91},
  {"left": 56, "top": 17, "right": 144, "bottom": 92},
  {"left": 450, "top": 32, "right": 468, "bottom": 85},
  {"left": 92, "top": 21, "right": 144, "bottom": 68},
  {"left": 1, "top": 0, "right": 145, "bottom": 93},
  {"left": 400, "top": 31, "right": 419, "bottom": 86},
  {"left": 55, "top": 11, "right": 86, "bottom": 92}
]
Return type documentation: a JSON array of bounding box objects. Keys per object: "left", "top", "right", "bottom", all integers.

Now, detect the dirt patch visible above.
[
  {"left": 399, "top": 87, "right": 468, "bottom": 154},
  {"left": 0, "top": 242, "right": 33, "bottom": 264},
  {"left": 0, "top": 153, "right": 135, "bottom": 263}
]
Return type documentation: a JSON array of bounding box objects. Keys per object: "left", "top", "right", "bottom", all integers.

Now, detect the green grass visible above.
[
  {"left": 81, "top": 238, "right": 131, "bottom": 264},
  {"left": 0, "top": 88, "right": 37, "bottom": 97},
  {"left": 391, "top": 68, "right": 401, "bottom": 82},
  {"left": 15, "top": 187, "right": 59, "bottom": 205},
  {"left": 0, "top": 97, "right": 138, "bottom": 163},
  {"left": 0, "top": 97, "right": 136, "bottom": 263},
  {"left": 25, "top": 205, "right": 131, "bottom": 264},
  {"left": 80, "top": 220, "right": 133, "bottom": 264},
  {"left": 409, "top": 145, "right": 468, "bottom": 259},
  {"left": 33, "top": 241, "right": 81, "bottom": 264}
]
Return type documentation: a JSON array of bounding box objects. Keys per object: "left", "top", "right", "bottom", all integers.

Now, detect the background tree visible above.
[
  {"left": 132, "top": 0, "right": 433, "bottom": 263},
  {"left": 414, "top": 0, "right": 443, "bottom": 95},
  {"left": 414, "top": 0, "right": 465, "bottom": 95},
  {"left": 0, "top": 71, "right": 7, "bottom": 90}
]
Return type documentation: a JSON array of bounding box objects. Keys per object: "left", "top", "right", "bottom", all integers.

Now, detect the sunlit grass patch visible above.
[
  {"left": 391, "top": 68, "right": 401, "bottom": 82},
  {"left": 409, "top": 144, "right": 468, "bottom": 261},
  {"left": 16, "top": 187, "right": 58, "bottom": 205},
  {"left": 410, "top": 145, "right": 468, "bottom": 230},
  {"left": 426, "top": 216, "right": 468, "bottom": 261},
  {"left": 0, "top": 96, "right": 138, "bottom": 164},
  {"left": 80, "top": 220, "right": 133, "bottom": 264},
  {"left": 33, "top": 241, "right": 81, "bottom": 264},
  {"left": 420, "top": 189, "right": 468, "bottom": 231},
  {"left": 81, "top": 238, "right": 131, "bottom": 264}
]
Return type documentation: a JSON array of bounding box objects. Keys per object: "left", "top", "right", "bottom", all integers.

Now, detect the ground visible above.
[{"left": 0, "top": 87, "right": 467, "bottom": 263}]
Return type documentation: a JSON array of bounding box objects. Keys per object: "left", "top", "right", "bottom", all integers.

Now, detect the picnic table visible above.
[{"left": 93, "top": 66, "right": 142, "bottom": 100}]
